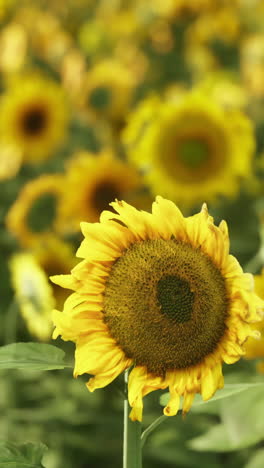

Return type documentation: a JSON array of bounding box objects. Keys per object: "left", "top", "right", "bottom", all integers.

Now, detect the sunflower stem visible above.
[
  {"left": 123, "top": 370, "right": 142, "bottom": 468},
  {"left": 4, "top": 300, "right": 18, "bottom": 345}
]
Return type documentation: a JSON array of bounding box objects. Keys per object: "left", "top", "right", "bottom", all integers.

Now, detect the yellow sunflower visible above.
[
  {"left": 123, "top": 92, "right": 255, "bottom": 207},
  {"left": 134, "top": 0, "right": 215, "bottom": 19},
  {"left": 0, "top": 22, "right": 27, "bottom": 74},
  {"left": 241, "top": 33, "right": 264, "bottom": 98},
  {"left": 83, "top": 59, "right": 136, "bottom": 126},
  {"left": 0, "top": 74, "right": 69, "bottom": 163},
  {"left": 185, "top": 5, "right": 241, "bottom": 46},
  {"left": 52, "top": 197, "right": 263, "bottom": 421},
  {"left": 6, "top": 174, "right": 63, "bottom": 247},
  {"left": 16, "top": 7, "right": 72, "bottom": 66},
  {"left": 9, "top": 252, "right": 54, "bottom": 341},
  {"left": 245, "top": 268, "right": 264, "bottom": 361},
  {"left": 195, "top": 73, "right": 248, "bottom": 111},
  {"left": 32, "top": 235, "right": 78, "bottom": 310},
  {"left": 56, "top": 151, "right": 142, "bottom": 232}
]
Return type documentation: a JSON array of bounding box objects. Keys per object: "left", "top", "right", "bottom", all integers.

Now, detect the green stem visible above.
[
  {"left": 4, "top": 300, "right": 18, "bottom": 345},
  {"left": 123, "top": 370, "right": 142, "bottom": 468},
  {"left": 141, "top": 415, "right": 167, "bottom": 448}
]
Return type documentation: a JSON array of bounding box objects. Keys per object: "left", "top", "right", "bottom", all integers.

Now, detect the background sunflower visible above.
[{"left": 0, "top": 74, "right": 70, "bottom": 163}]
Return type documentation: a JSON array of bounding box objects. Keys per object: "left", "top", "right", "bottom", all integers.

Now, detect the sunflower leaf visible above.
[
  {"left": 188, "top": 384, "right": 264, "bottom": 451},
  {"left": 0, "top": 342, "right": 71, "bottom": 370},
  {"left": 245, "top": 449, "right": 264, "bottom": 468},
  {"left": 160, "top": 383, "right": 264, "bottom": 410},
  {"left": 187, "top": 423, "right": 238, "bottom": 452},
  {"left": 0, "top": 441, "right": 47, "bottom": 467}
]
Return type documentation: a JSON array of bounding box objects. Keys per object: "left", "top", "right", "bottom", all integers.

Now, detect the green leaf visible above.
[
  {"left": 189, "top": 384, "right": 264, "bottom": 452},
  {"left": 160, "top": 383, "right": 264, "bottom": 410},
  {"left": 0, "top": 342, "right": 71, "bottom": 370},
  {"left": 220, "top": 384, "right": 264, "bottom": 450},
  {"left": 0, "top": 441, "right": 47, "bottom": 467},
  {"left": 245, "top": 449, "right": 264, "bottom": 468},
  {"left": 188, "top": 423, "right": 236, "bottom": 452}
]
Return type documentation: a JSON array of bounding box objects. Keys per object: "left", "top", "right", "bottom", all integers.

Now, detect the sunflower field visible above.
[{"left": 1, "top": 1, "right": 264, "bottom": 467}]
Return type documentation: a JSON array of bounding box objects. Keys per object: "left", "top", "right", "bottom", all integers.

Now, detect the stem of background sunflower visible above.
[
  {"left": 123, "top": 370, "right": 142, "bottom": 468},
  {"left": 4, "top": 299, "right": 19, "bottom": 344}
]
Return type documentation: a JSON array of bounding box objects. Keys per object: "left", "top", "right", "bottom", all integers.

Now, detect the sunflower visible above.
[
  {"left": 123, "top": 92, "right": 255, "bottom": 207},
  {"left": 134, "top": 0, "right": 215, "bottom": 20},
  {"left": 52, "top": 197, "right": 263, "bottom": 421},
  {"left": 9, "top": 252, "right": 54, "bottom": 341},
  {"left": 6, "top": 174, "right": 63, "bottom": 247},
  {"left": 56, "top": 151, "right": 142, "bottom": 232},
  {"left": 241, "top": 33, "right": 264, "bottom": 98},
  {"left": 185, "top": 5, "right": 241, "bottom": 46},
  {"left": 195, "top": 73, "right": 248, "bottom": 111},
  {"left": 16, "top": 7, "right": 72, "bottom": 66},
  {"left": 32, "top": 235, "right": 78, "bottom": 309},
  {"left": 0, "top": 22, "right": 27, "bottom": 74},
  {"left": 83, "top": 59, "right": 136, "bottom": 127},
  {"left": 0, "top": 74, "right": 69, "bottom": 163},
  {"left": 245, "top": 268, "right": 264, "bottom": 361}
]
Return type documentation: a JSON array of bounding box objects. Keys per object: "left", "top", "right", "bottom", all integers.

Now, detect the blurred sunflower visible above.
[
  {"left": 6, "top": 174, "right": 63, "bottom": 247},
  {"left": 186, "top": 5, "right": 241, "bottom": 46},
  {"left": 52, "top": 197, "right": 263, "bottom": 421},
  {"left": 15, "top": 6, "right": 72, "bottom": 66},
  {"left": 196, "top": 72, "right": 248, "bottom": 111},
  {"left": 240, "top": 33, "right": 264, "bottom": 98},
  {"left": 0, "top": 22, "right": 27, "bottom": 74},
  {"left": 9, "top": 252, "right": 54, "bottom": 341},
  {"left": 135, "top": 0, "right": 214, "bottom": 20},
  {"left": 78, "top": 18, "right": 113, "bottom": 57},
  {"left": 56, "top": 151, "right": 141, "bottom": 232},
  {"left": 32, "top": 236, "right": 77, "bottom": 309},
  {"left": 0, "top": 74, "right": 69, "bottom": 163},
  {"left": 123, "top": 92, "right": 255, "bottom": 207},
  {"left": 245, "top": 268, "right": 264, "bottom": 364},
  {"left": 83, "top": 59, "right": 136, "bottom": 128}
]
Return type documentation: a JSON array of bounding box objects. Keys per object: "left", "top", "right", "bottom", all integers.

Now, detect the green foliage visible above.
[
  {"left": 188, "top": 384, "right": 264, "bottom": 452},
  {"left": 0, "top": 343, "right": 71, "bottom": 370},
  {"left": 245, "top": 449, "right": 264, "bottom": 468},
  {"left": 0, "top": 441, "right": 47, "bottom": 468}
]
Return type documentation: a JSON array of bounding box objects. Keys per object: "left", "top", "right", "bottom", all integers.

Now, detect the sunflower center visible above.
[
  {"left": 89, "top": 86, "right": 112, "bottom": 110},
  {"left": 91, "top": 181, "right": 120, "bottom": 214},
  {"left": 103, "top": 239, "right": 228, "bottom": 375},
  {"left": 26, "top": 193, "right": 57, "bottom": 233},
  {"left": 157, "top": 275, "right": 194, "bottom": 323},
  {"left": 21, "top": 106, "right": 47, "bottom": 136},
  {"left": 178, "top": 138, "right": 209, "bottom": 168}
]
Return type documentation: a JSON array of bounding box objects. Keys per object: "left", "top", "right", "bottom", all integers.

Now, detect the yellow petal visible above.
[
  {"left": 87, "top": 358, "right": 131, "bottom": 391},
  {"left": 163, "top": 391, "right": 180, "bottom": 416}
]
